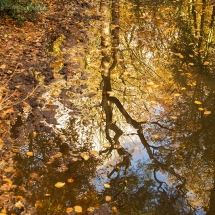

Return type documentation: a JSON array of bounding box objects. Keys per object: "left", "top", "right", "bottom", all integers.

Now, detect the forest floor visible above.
[{"left": 0, "top": 0, "right": 103, "bottom": 214}]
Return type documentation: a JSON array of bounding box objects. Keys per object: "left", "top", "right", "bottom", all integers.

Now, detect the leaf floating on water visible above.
[
  {"left": 12, "top": 148, "right": 19, "bottom": 153},
  {"left": 104, "top": 183, "right": 111, "bottom": 188},
  {"left": 54, "top": 182, "right": 65, "bottom": 188},
  {"left": 90, "top": 150, "right": 99, "bottom": 155},
  {"left": 152, "top": 134, "right": 159, "bottom": 139},
  {"left": 198, "top": 108, "right": 204, "bottom": 111},
  {"left": 67, "top": 178, "right": 74, "bottom": 183},
  {"left": 105, "top": 196, "right": 111, "bottom": 201},
  {"left": 44, "top": 193, "right": 51, "bottom": 197},
  {"left": 72, "top": 158, "right": 78, "bottom": 162},
  {"left": 66, "top": 207, "right": 73, "bottom": 213},
  {"left": 87, "top": 207, "right": 95, "bottom": 212},
  {"left": 170, "top": 116, "right": 177, "bottom": 119},
  {"left": 174, "top": 93, "right": 181, "bottom": 97},
  {"left": 81, "top": 153, "right": 89, "bottom": 160},
  {"left": 26, "top": 152, "right": 34, "bottom": 156},
  {"left": 104, "top": 142, "right": 111, "bottom": 148},
  {"left": 74, "top": 206, "right": 82, "bottom": 213},
  {"left": 194, "top": 101, "right": 202, "bottom": 105},
  {"left": 112, "top": 207, "right": 118, "bottom": 213},
  {"left": 204, "top": 111, "right": 211, "bottom": 115},
  {"left": 188, "top": 62, "right": 194, "bottom": 66},
  {"left": 203, "top": 61, "right": 210, "bottom": 65}
]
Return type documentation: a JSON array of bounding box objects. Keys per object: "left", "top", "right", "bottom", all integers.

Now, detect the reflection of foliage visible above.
[{"left": 12, "top": 119, "right": 102, "bottom": 214}]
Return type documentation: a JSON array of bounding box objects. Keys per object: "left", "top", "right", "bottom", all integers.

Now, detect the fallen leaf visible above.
[
  {"left": 152, "top": 134, "right": 159, "bottom": 139},
  {"left": 104, "top": 143, "right": 111, "bottom": 148},
  {"left": 104, "top": 183, "right": 111, "bottom": 188},
  {"left": 171, "top": 116, "right": 177, "bottom": 119},
  {"left": 105, "top": 196, "right": 111, "bottom": 201},
  {"left": 90, "top": 150, "right": 99, "bottom": 155},
  {"left": 0, "top": 64, "right": 6, "bottom": 69},
  {"left": 67, "top": 178, "right": 74, "bottom": 183},
  {"left": 26, "top": 152, "right": 34, "bottom": 156},
  {"left": 194, "top": 101, "right": 202, "bottom": 105},
  {"left": 87, "top": 207, "right": 95, "bottom": 212},
  {"left": 74, "top": 206, "right": 82, "bottom": 213},
  {"left": 81, "top": 153, "right": 89, "bottom": 160},
  {"left": 203, "top": 61, "right": 210, "bottom": 65},
  {"left": 54, "top": 182, "right": 65, "bottom": 188},
  {"left": 44, "top": 194, "right": 51, "bottom": 196},
  {"left": 204, "top": 111, "right": 211, "bottom": 115},
  {"left": 198, "top": 108, "right": 204, "bottom": 111},
  {"left": 174, "top": 93, "right": 181, "bottom": 97},
  {"left": 66, "top": 208, "right": 73, "bottom": 213},
  {"left": 12, "top": 148, "right": 19, "bottom": 153},
  {"left": 15, "top": 201, "right": 24, "bottom": 209},
  {"left": 112, "top": 207, "right": 118, "bottom": 213}
]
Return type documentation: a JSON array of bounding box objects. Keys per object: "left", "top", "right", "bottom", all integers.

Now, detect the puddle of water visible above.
[{"left": 2, "top": 0, "right": 215, "bottom": 214}]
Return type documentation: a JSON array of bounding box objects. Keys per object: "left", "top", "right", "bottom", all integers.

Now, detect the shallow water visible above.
[{"left": 4, "top": 0, "right": 215, "bottom": 214}]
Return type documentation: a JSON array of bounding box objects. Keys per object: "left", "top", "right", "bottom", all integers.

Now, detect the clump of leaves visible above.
[{"left": 0, "top": 0, "right": 47, "bottom": 23}]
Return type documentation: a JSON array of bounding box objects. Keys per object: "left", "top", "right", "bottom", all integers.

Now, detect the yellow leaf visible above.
[
  {"left": 171, "top": 116, "right": 177, "bottom": 119},
  {"left": 188, "top": 62, "right": 194, "bottom": 66},
  {"left": 104, "top": 142, "right": 111, "bottom": 148},
  {"left": 198, "top": 108, "right": 204, "bottom": 111},
  {"left": 12, "top": 148, "right": 19, "bottom": 153},
  {"left": 0, "top": 64, "right": 6, "bottom": 69},
  {"left": 194, "top": 101, "right": 202, "bottom": 105},
  {"left": 26, "top": 152, "right": 34, "bottom": 156},
  {"left": 152, "top": 134, "right": 159, "bottom": 139},
  {"left": 74, "top": 206, "right": 82, "bottom": 213},
  {"left": 67, "top": 178, "right": 74, "bottom": 183},
  {"left": 204, "top": 111, "right": 211, "bottom": 115},
  {"left": 203, "top": 61, "right": 210, "bottom": 65},
  {"left": 81, "top": 153, "right": 89, "bottom": 161},
  {"left": 90, "top": 150, "right": 99, "bottom": 155},
  {"left": 174, "top": 93, "right": 181, "bottom": 97},
  {"left": 104, "top": 183, "right": 111, "bottom": 188},
  {"left": 112, "top": 207, "right": 118, "bottom": 213},
  {"left": 105, "top": 196, "right": 111, "bottom": 201},
  {"left": 44, "top": 194, "right": 51, "bottom": 196},
  {"left": 54, "top": 182, "right": 65, "bottom": 188},
  {"left": 87, "top": 207, "right": 95, "bottom": 212},
  {"left": 66, "top": 208, "right": 73, "bottom": 213}
]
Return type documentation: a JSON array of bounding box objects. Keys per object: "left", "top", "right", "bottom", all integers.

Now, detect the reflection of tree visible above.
[
  {"left": 13, "top": 118, "right": 101, "bottom": 214},
  {"left": 99, "top": 0, "right": 195, "bottom": 214},
  {"left": 166, "top": 0, "right": 215, "bottom": 213}
]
